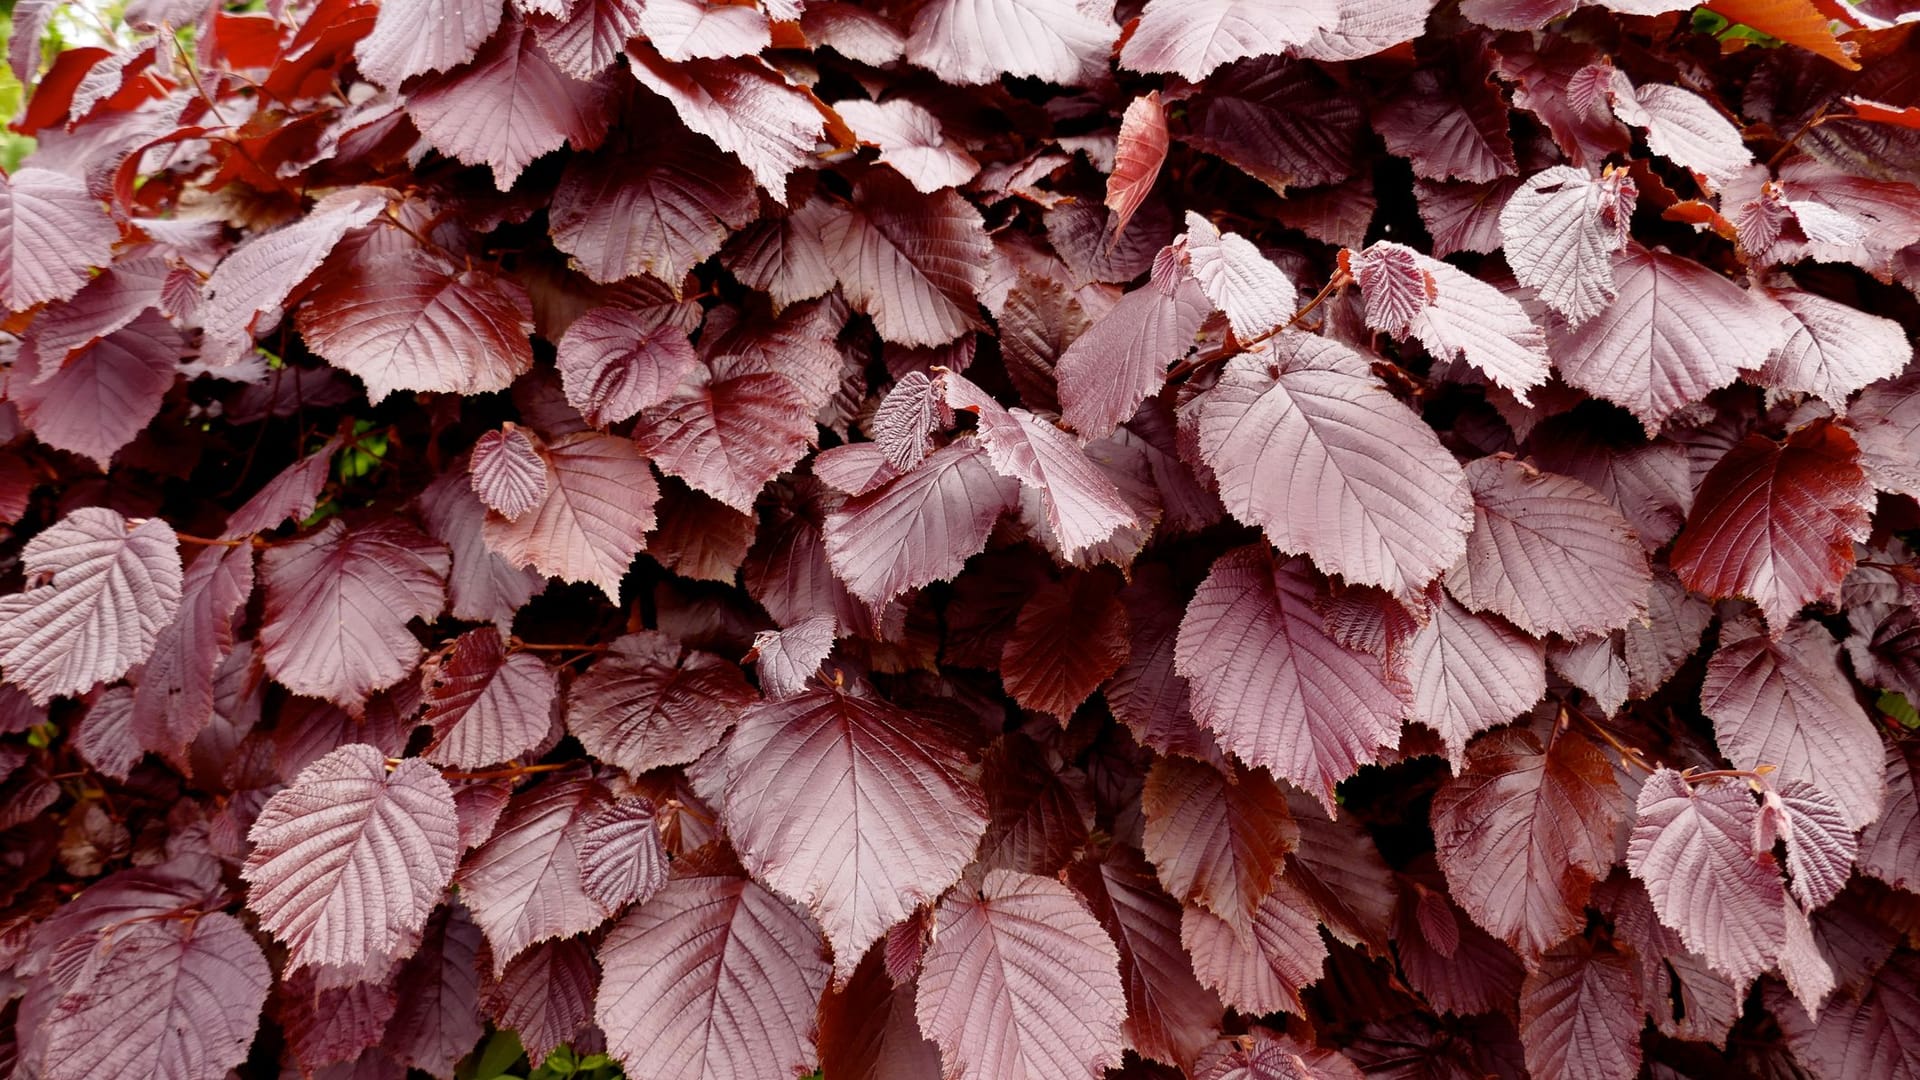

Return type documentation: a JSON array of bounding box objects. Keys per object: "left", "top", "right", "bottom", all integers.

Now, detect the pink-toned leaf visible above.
[
  {"left": 595, "top": 874, "right": 830, "bottom": 1080},
  {"left": 1179, "top": 875, "right": 1329, "bottom": 1017},
  {"left": 1610, "top": 79, "right": 1752, "bottom": 190},
  {"left": 1847, "top": 372, "right": 1920, "bottom": 499},
  {"left": 1767, "top": 780, "right": 1857, "bottom": 910},
  {"left": 1403, "top": 594, "right": 1547, "bottom": 764},
  {"left": 1628, "top": 769, "right": 1786, "bottom": 985},
  {"left": 298, "top": 249, "right": 534, "bottom": 403},
  {"left": 1445, "top": 456, "right": 1652, "bottom": 638},
  {"left": 1181, "top": 211, "right": 1297, "bottom": 340},
  {"left": 1192, "top": 335, "right": 1473, "bottom": 596},
  {"left": 549, "top": 127, "right": 756, "bottom": 288},
  {"left": 554, "top": 304, "right": 700, "bottom": 428},
  {"left": 13, "top": 311, "right": 179, "bottom": 470},
  {"left": 630, "top": 356, "right": 817, "bottom": 513},
  {"left": 577, "top": 796, "right": 668, "bottom": 913},
  {"left": 483, "top": 938, "right": 597, "bottom": 1063},
  {"left": 532, "top": 0, "right": 643, "bottom": 78},
  {"left": 1141, "top": 754, "right": 1298, "bottom": 936},
  {"left": 23, "top": 911, "right": 268, "bottom": 1080},
  {"left": 1860, "top": 741, "right": 1920, "bottom": 892},
  {"left": 1700, "top": 616, "right": 1886, "bottom": 831},
  {"left": 915, "top": 868, "right": 1126, "bottom": 1080},
  {"left": 421, "top": 627, "right": 558, "bottom": 769},
  {"left": 837, "top": 97, "right": 981, "bottom": 193},
  {"left": 626, "top": 43, "right": 825, "bottom": 197},
  {"left": 382, "top": 903, "right": 485, "bottom": 1078},
  {"left": 720, "top": 196, "right": 838, "bottom": 308},
  {"left": 74, "top": 685, "right": 137, "bottom": 781},
  {"left": 904, "top": 0, "right": 1114, "bottom": 85},
  {"left": 1192, "top": 1027, "right": 1363, "bottom": 1080},
  {"left": 457, "top": 773, "right": 616, "bottom": 972},
  {"left": 1056, "top": 273, "right": 1210, "bottom": 439},
  {"left": 406, "top": 23, "right": 609, "bottom": 189},
  {"left": 1550, "top": 244, "right": 1786, "bottom": 431},
  {"left": 0, "top": 507, "right": 182, "bottom": 705},
  {"left": 1065, "top": 846, "right": 1223, "bottom": 1071},
  {"left": 130, "top": 541, "right": 253, "bottom": 769},
  {"left": 1000, "top": 573, "right": 1129, "bottom": 719},
  {"left": 1107, "top": 94, "right": 1169, "bottom": 242},
  {"left": 824, "top": 437, "right": 1019, "bottom": 614},
  {"left": 872, "top": 371, "right": 942, "bottom": 472},
  {"left": 223, "top": 438, "right": 340, "bottom": 537},
  {"left": 638, "top": 0, "right": 770, "bottom": 59},
  {"left": 469, "top": 426, "right": 548, "bottom": 522},
  {"left": 1518, "top": 939, "right": 1643, "bottom": 1080},
  {"left": 566, "top": 630, "right": 758, "bottom": 774},
  {"left": 803, "top": 2, "right": 907, "bottom": 65},
  {"left": 1755, "top": 287, "right": 1913, "bottom": 409},
  {"left": 242, "top": 745, "right": 461, "bottom": 972},
  {"left": 480, "top": 430, "right": 660, "bottom": 601},
  {"left": 1175, "top": 546, "right": 1403, "bottom": 811},
  {"left": 817, "top": 943, "right": 943, "bottom": 1080},
  {"left": 354, "top": 0, "right": 502, "bottom": 85},
  {"left": 1431, "top": 727, "right": 1622, "bottom": 957},
  {"left": 200, "top": 187, "right": 392, "bottom": 367},
  {"left": 258, "top": 518, "right": 449, "bottom": 708},
  {"left": 418, "top": 472, "right": 546, "bottom": 631},
  {"left": 722, "top": 684, "right": 988, "bottom": 985},
  {"left": 1774, "top": 952, "right": 1920, "bottom": 1080},
  {"left": 748, "top": 614, "right": 836, "bottom": 698},
  {"left": 820, "top": 173, "right": 990, "bottom": 347},
  {"left": 1671, "top": 420, "right": 1872, "bottom": 629},
  {"left": 1, "top": 167, "right": 118, "bottom": 313},
  {"left": 1372, "top": 65, "right": 1517, "bottom": 183},
  {"left": 1356, "top": 241, "right": 1551, "bottom": 401},
  {"left": 1499, "top": 165, "right": 1633, "bottom": 327},
  {"left": 1120, "top": 0, "right": 1337, "bottom": 80},
  {"left": 1181, "top": 57, "right": 1363, "bottom": 193}
]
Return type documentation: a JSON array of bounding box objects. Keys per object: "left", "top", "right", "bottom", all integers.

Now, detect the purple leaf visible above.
[
  {"left": 1627, "top": 769, "right": 1786, "bottom": 986},
  {"left": 223, "top": 437, "right": 341, "bottom": 537},
  {"left": 532, "top": 0, "right": 642, "bottom": 78},
  {"left": 1767, "top": 780, "right": 1857, "bottom": 911},
  {"left": 566, "top": 630, "right": 758, "bottom": 773},
  {"left": 258, "top": 518, "right": 449, "bottom": 708},
  {"left": 1000, "top": 573, "right": 1130, "bottom": 718},
  {"left": 820, "top": 173, "right": 990, "bottom": 347},
  {"left": 1120, "top": 0, "right": 1337, "bottom": 80},
  {"left": 824, "top": 437, "right": 1019, "bottom": 614},
  {"left": 817, "top": 943, "right": 943, "bottom": 1079},
  {"left": 200, "top": 187, "right": 391, "bottom": 367},
  {"left": 1351, "top": 241, "right": 1551, "bottom": 401},
  {"left": 630, "top": 356, "right": 817, "bottom": 513},
  {"left": 1181, "top": 211, "right": 1298, "bottom": 340},
  {"left": 1700, "top": 616, "right": 1886, "bottom": 831},
  {"left": 550, "top": 126, "right": 756, "bottom": 288},
  {"left": 1056, "top": 273, "right": 1210, "bottom": 439},
  {"left": 1431, "top": 727, "right": 1622, "bottom": 957},
  {"left": 904, "top": 0, "right": 1114, "bottom": 85},
  {"left": 457, "top": 772, "right": 618, "bottom": 972},
  {"left": 1371, "top": 65, "right": 1517, "bottom": 183},
  {"left": 24, "top": 912, "right": 268, "bottom": 1080},
  {"left": 1549, "top": 244, "right": 1786, "bottom": 431},
  {"left": 74, "top": 685, "right": 138, "bottom": 781},
  {"left": 576, "top": 796, "right": 668, "bottom": 913},
  {"left": 1174, "top": 546, "right": 1403, "bottom": 811},
  {"left": 723, "top": 684, "right": 988, "bottom": 986},
  {"left": 382, "top": 903, "right": 485, "bottom": 1079},
  {"left": 1517, "top": 939, "right": 1643, "bottom": 1080},
  {"left": 1860, "top": 740, "right": 1920, "bottom": 892},
  {"left": 555, "top": 304, "right": 701, "bottom": 428},
  {"left": 1180, "top": 876, "right": 1328, "bottom": 1017},
  {"left": 595, "top": 874, "right": 830, "bottom": 1080},
  {"left": 873, "top": 370, "right": 942, "bottom": 472},
  {"left": 0, "top": 507, "right": 182, "bottom": 704},
  {"left": 421, "top": 627, "right": 558, "bottom": 769},
  {"left": 1181, "top": 57, "right": 1363, "bottom": 193},
  {"left": 1, "top": 167, "right": 118, "bottom": 313},
  {"left": 297, "top": 249, "right": 535, "bottom": 403},
  {"left": 1141, "top": 755, "right": 1298, "bottom": 936},
  {"left": 837, "top": 97, "right": 981, "bottom": 193},
  {"left": 626, "top": 42, "right": 825, "bottom": 197},
  {"left": 638, "top": 0, "right": 770, "bottom": 60},
  {"left": 1445, "top": 456, "right": 1653, "bottom": 638},
  {"left": 1849, "top": 372, "right": 1920, "bottom": 499},
  {"left": 1192, "top": 335, "right": 1473, "bottom": 596},
  {"left": 915, "top": 869, "right": 1126, "bottom": 1080},
  {"left": 1499, "top": 165, "right": 1634, "bottom": 327},
  {"left": 469, "top": 426, "right": 549, "bottom": 522},
  {"left": 418, "top": 472, "right": 546, "bottom": 631},
  {"left": 720, "top": 197, "right": 838, "bottom": 308},
  {"left": 483, "top": 938, "right": 598, "bottom": 1063},
  {"left": 354, "top": 0, "right": 502, "bottom": 85},
  {"left": 406, "top": 23, "right": 610, "bottom": 189},
  {"left": 243, "top": 744, "right": 461, "bottom": 972},
  {"left": 480, "top": 430, "right": 660, "bottom": 601},
  {"left": 130, "top": 541, "right": 252, "bottom": 769},
  {"left": 1403, "top": 594, "right": 1547, "bottom": 765},
  {"left": 1755, "top": 286, "right": 1913, "bottom": 410},
  {"left": 13, "top": 310, "right": 179, "bottom": 469},
  {"left": 748, "top": 614, "right": 837, "bottom": 698}
]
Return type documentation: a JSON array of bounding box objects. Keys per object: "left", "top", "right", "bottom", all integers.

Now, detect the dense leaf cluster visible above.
[{"left": 1, "top": 0, "right": 1919, "bottom": 1077}]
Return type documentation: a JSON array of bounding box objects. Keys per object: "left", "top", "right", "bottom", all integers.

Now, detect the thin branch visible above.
[
  {"left": 172, "top": 532, "right": 256, "bottom": 548},
  {"left": 510, "top": 640, "right": 612, "bottom": 654},
  {"left": 1167, "top": 269, "right": 1353, "bottom": 384},
  {"left": 1575, "top": 708, "right": 1656, "bottom": 774},
  {"left": 434, "top": 762, "right": 573, "bottom": 782}
]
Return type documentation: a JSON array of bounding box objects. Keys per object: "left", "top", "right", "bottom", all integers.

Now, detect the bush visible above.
[{"left": 2, "top": 0, "right": 1918, "bottom": 1077}]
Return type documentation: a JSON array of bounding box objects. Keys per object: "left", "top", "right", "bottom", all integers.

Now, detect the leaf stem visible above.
[
  {"left": 1167, "top": 268, "right": 1353, "bottom": 384},
  {"left": 1574, "top": 709, "right": 1656, "bottom": 774},
  {"left": 434, "top": 762, "right": 573, "bottom": 781},
  {"left": 172, "top": 532, "right": 256, "bottom": 548},
  {"left": 509, "top": 640, "right": 612, "bottom": 653}
]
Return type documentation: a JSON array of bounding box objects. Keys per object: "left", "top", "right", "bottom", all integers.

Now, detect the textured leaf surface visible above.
[
  {"left": 130, "top": 541, "right": 253, "bottom": 769},
  {"left": 1351, "top": 241, "right": 1550, "bottom": 401},
  {"left": 554, "top": 304, "right": 700, "bottom": 428},
  {"left": 576, "top": 796, "right": 668, "bottom": 913},
  {"left": 406, "top": 24, "right": 607, "bottom": 189},
  {"left": 566, "top": 630, "right": 757, "bottom": 773},
  {"left": 916, "top": 869, "right": 1126, "bottom": 1080},
  {"left": 484, "top": 938, "right": 597, "bottom": 1063},
  {"left": 259, "top": 519, "right": 449, "bottom": 707},
  {"left": 457, "top": 774, "right": 615, "bottom": 972},
  {"left": 1193, "top": 335, "right": 1473, "bottom": 596},
  {"left": 243, "top": 745, "right": 461, "bottom": 972},
  {"left": 550, "top": 129, "right": 756, "bottom": 287},
  {"left": 0, "top": 507, "right": 182, "bottom": 704},
  {"left": 200, "top": 188, "right": 390, "bottom": 366},
  {"left": 1627, "top": 769, "right": 1785, "bottom": 985},
  {"left": 1518, "top": 940, "right": 1642, "bottom": 1080},
  {"left": 354, "top": 0, "right": 502, "bottom": 85},
  {"left": 723, "top": 685, "right": 988, "bottom": 984},
  {"left": 1402, "top": 594, "right": 1547, "bottom": 764},
  {"left": 1108, "top": 95, "right": 1169, "bottom": 242},
  {"left": 821, "top": 174, "right": 990, "bottom": 347},
  {"left": 1671, "top": 421, "right": 1872, "bottom": 629},
  {"left": 1175, "top": 546, "right": 1403, "bottom": 809},
  {"left": 1121, "top": 0, "right": 1337, "bottom": 80},
  {"left": 824, "top": 438, "right": 1018, "bottom": 613},
  {"left": 1444, "top": 456, "right": 1652, "bottom": 638},
  {"left": 905, "top": 0, "right": 1115, "bottom": 85},
  {"left": 1, "top": 167, "right": 118, "bottom": 313},
  {"left": 422, "top": 627, "right": 558, "bottom": 769},
  {"left": 1499, "top": 165, "right": 1631, "bottom": 327},
  {"left": 596, "top": 875, "right": 830, "bottom": 1080},
  {"left": 837, "top": 98, "right": 981, "bottom": 194},
  {"left": 1142, "top": 755, "right": 1297, "bottom": 935},
  {"left": 469, "top": 427, "right": 548, "bottom": 522},
  {"left": 626, "top": 43, "right": 824, "bottom": 196},
  {"left": 1431, "top": 727, "right": 1621, "bottom": 957},
  {"left": 1182, "top": 211, "right": 1297, "bottom": 339},
  {"left": 13, "top": 311, "right": 179, "bottom": 469},
  {"left": 630, "top": 356, "right": 816, "bottom": 512},
  {"left": 1057, "top": 275, "right": 1211, "bottom": 439},
  {"left": 1700, "top": 616, "right": 1885, "bottom": 830},
  {"left": 481, "top": 431, "right": 659, "bottom": 601},
  {"left": 1756, "top": 287, "right": 1912, "bottom": 408},
  {"left": 1000, "top": 573, "right": 1130, "bottom": 718}
]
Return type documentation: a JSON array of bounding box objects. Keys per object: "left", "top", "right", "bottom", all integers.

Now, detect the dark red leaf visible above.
[
  {"left": 418, "top": 472, "right": 546, "bottom": 631},
  {"left": 555, "top": 304, "right": 700, "bottom": 427},
  {"left": 382, "top": 903, "right": 485, "bottom": 1078},
  {"left": 1, "top": 167, "right": 119, "bottom": 313},
  {"left": 483, "top": 938, "right": 598, "bottom": 1063},
  {"left": 816, "top": 943, "right": 943, "bottom": 1080},
  {"left": 1141, "top": 755, "right": 1297, "bottom": 936},
  {"left": 549, "top": 126, "right": 757, "bottom": 288},
  {"left": 1402, "top": 594, "right": 1546, "bottom": 764},
  {"left": 1860, "top": 741, "right": 1920, "bottom": 892},
  {"left": 1517, "top": 939, "right": 1643, "bottom": 1080},
  {"left": 1371, "top": 65, "right": 1517, "bottom": 183},
  {"left": 13, "top": 311, "right": 179, "bottom": 470},
  {"left": 566, "top": 630, "right": 758, "bottom": 774},
  {"left": 1056, "top": 273, "right": 1209, "bottom": 440},
  {"left": 821, "top": 172, "right": 989, "bottom": 347},
  {"left": 223, "top": 437, "right": 341, "bottom": 538},
  {"left": 480, "top": 430, "right": 660, "bottom": 601},
  {"left": 407, "top": 23, "right": 610, "bottom": 189},
  {"left": 1000, "top": 573, "right": 1129, "bottom": 719},
  {"left": 457, "top": 773, "right": 618, "bottom": 972},
  {"left": 576, "top": 796, "right": 669, "bottom": 913},
  {"left": 630, "top": 355, "right": 817, "bottom": 512},
  {"left": 625, "top": 42, "right": 826, "bottom": 197},
  {"left": 422, "top": 627, "right": 558, "bottom": 769},
  {"left": 131, "top": 541, "right": 254, "bottom": 770},
  {"left": 469, "top": 426, "right": 549, "bottom": 522},
  {"left": 1180, "top": 875, "right": 1328, "bottom": 1017}
]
